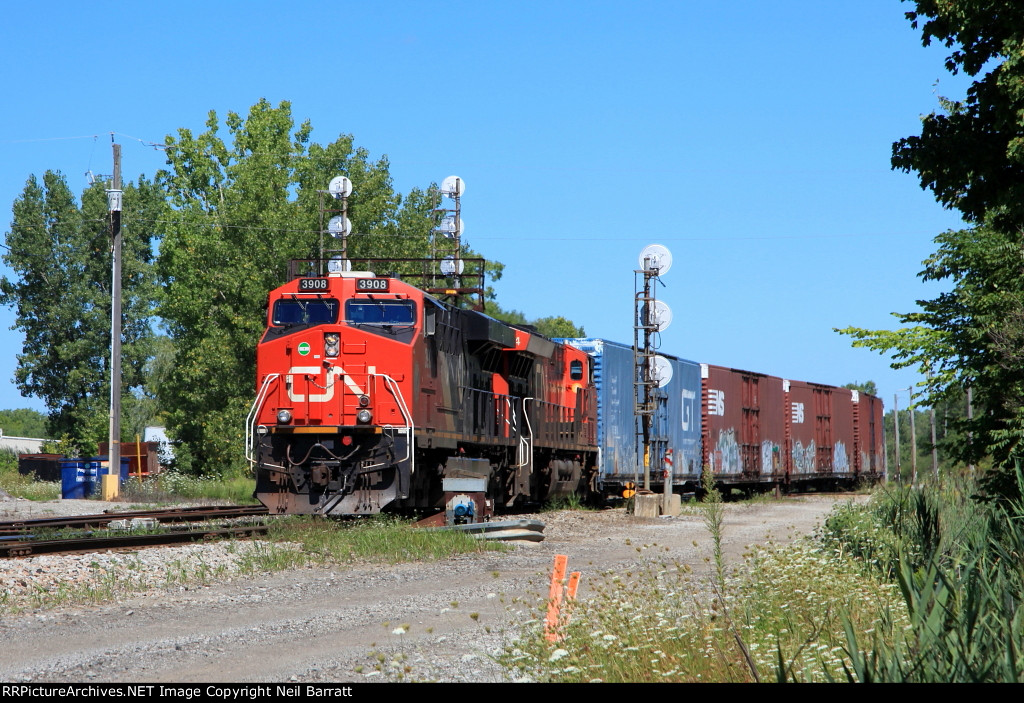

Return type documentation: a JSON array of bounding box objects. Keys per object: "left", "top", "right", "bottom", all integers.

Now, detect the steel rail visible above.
[
  {"left": 0, "top": 524, "right": 271, "bottom": 558},
  {"left": 0, "top": 505, "right": 268, "bottom": 535}
]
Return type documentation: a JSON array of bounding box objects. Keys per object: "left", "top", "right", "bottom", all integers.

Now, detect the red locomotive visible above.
[{"left": 247, "top": 265, "right": 598, "bottom": 519}]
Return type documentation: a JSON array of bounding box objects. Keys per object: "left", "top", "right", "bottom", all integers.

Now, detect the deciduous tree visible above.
[
  {"left": 156, "top": 99, "right": 440, "bottom": 474},
  {"left": 0, "top": 171, "right": 161, "bottom": 452},
  {"left": 837, "top": 1, "right": 1024, "bottom": 489}
]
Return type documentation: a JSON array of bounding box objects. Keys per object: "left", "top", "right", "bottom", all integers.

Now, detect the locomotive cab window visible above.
[
  {"left": 272, "top": 298, "right": 339, "bottom": 326},
  {"left": 346, "top": 300, "right": 416, "bottom": 326},
  {"left": 570, "top": 360, "right": 584, "bottom": 380}
]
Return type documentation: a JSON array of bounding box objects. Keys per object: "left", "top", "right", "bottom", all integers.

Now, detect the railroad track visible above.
[
  {"left": 0, "top": 504, "right": 546, "bottom": 558},
  {"left": 0, "top": 505, "right": 268, "bottom": 535},
  {"left": 0, "top": 505, "right": 271, "bottom": 559}
]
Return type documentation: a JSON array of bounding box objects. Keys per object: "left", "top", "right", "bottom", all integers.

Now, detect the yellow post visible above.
[
  {"left": 101, "top": 473, "right": 119, "bottom": 500},
  {"left": 135, "top": 434, "right": 143, "bottom": 479}
]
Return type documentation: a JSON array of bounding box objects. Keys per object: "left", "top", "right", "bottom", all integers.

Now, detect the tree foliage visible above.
[
  {"left": 156, "top": 99, "right": 440, "bottom": 474},
  {"left": 843, "top": 380, "right": 878, "bottom": 397},
  {"left": 0, "top": 171, "right": 161, "bottom": 452},
  {"left": 837, "top": 2, "right": 1024, "bottom": 488},
  {"left": 485, "top": 301, "right": 585, "bottom": 339},
  {"left": 0, "top": 408, "right": 48, "bottom": 438},
  {"left": 2, "top": 100, "right": 582, "bottom": 473}
]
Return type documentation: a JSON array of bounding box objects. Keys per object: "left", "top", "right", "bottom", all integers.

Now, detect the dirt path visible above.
[{"left": 0, "top": 495, "right": 858, "bottom": 682}]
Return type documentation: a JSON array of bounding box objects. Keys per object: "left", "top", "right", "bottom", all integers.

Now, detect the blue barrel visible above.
[{"left": 60, "top": 459, "right": 88, "bottom": 499}]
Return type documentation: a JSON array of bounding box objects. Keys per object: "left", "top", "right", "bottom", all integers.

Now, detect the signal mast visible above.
[{"left": 634, "top": 244, "right": 673, "bottom": 492}]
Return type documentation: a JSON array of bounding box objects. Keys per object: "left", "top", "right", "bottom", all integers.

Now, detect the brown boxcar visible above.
[
  {"left": 701, "top": 364, "right": 785, "bottom": 484},
  {"left": 854, "top": 391, "right": 886, "bottom": 482}
]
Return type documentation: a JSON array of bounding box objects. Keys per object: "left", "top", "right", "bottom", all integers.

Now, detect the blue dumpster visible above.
[{"left": 60, "top": 459, "right": 89, "bottom": 499}]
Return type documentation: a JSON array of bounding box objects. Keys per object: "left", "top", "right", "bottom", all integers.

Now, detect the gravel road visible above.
[{"left": 0, "top": 494, "right": 859, "bottom": 683}]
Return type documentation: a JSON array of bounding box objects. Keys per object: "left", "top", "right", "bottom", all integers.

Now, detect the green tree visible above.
[
  {"left": 0, "top": 408, "right": 48, "bottom": 438},
  {"left": 484, "top": 301, "right": 585, "bottom": 339},
  {"left": 837, "top": 2, "right": 1024, "bottom": 492},
  {"left": 843, "top": 380, "right": 878, "bottom": 397},
  {"left": 0, "top": 172, "right": 161, "bottom": 453},
  {"left": 156, "top": 99, "right": 440, "bottom": 474}
]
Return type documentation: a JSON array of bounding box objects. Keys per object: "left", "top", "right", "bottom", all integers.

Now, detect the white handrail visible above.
[
  {"left": 245, "top": 373, "right": 279, "bottom": 465},
  {"left": 361, "top": 373, "right": 415, "bottom": 477}
]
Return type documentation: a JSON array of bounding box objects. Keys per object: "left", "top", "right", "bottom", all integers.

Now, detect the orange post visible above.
[
  {"left": 544, "top": 554, "right": 568, "bottom": 642},
  {"left": 567, "top": 571, "right": 581, "bottom": 600}
]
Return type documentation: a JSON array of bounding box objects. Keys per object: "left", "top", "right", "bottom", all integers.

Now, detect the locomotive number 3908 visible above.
[
  {"left": 356, "top": 278, "right": 390, "bottom": 292},
  {"left": 298, "top": 278, "right": 329, "bottom": 291}
]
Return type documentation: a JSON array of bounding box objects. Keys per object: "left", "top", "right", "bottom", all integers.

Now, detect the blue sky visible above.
[{"left": 0, "top": 1, "right": 969, "bottom": 420}]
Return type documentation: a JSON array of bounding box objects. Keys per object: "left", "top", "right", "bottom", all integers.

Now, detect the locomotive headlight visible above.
[
  {"left": 277, "top": 409, "right": 293, "bottom": 424},
  {"left": 355, "top": 408, "right": 372, "bottom": 424},
  {"left": 324, "top": 332, "right": 340, "bottom": 358}
]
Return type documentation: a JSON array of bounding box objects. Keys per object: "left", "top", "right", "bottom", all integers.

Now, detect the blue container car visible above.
[{"left": 561, "top": 338, "right": 703, "bottom": 498}]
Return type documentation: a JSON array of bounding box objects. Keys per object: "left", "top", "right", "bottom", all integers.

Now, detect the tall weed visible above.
[{"left": 813, "top": 472, "right": 1024, "bottom": 682}]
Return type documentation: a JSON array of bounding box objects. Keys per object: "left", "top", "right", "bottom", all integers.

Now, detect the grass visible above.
[
  {"left": 237, "top": 514, "right": 507, "bottom": 573},
  {"left": 0, "top": 449, "right": 60, "bottom": 501},
  {"left": 500, "top": 540, "right": 908, "bottom": 683},
  {"left": 119, "top": 471, "right": 259, "bottom": 505},
  {"left": 0, "top": 447, "right": 258, "bottom": 505},
  {"left": 503, "top": 471, "right": 1024, "bottom": 683},
  {"left": 499, "top": 479, "right": 912, "bottom": 683},
  {"left": 542, "top": 492, "right": 591, "bottom": 512}
]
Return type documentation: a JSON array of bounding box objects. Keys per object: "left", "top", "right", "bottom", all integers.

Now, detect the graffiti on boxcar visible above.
[
  {"left": 833, "top": 441, "right": 850, "bottom": 473},
  {"left": 761, "top": 440, "right": 781, "bottom": 473},
  {"left": 714, "top": 428, "right": 741, "bottom": 474},
  {"left": 792, "top": 439, "right": 816, "bottom": 474}
]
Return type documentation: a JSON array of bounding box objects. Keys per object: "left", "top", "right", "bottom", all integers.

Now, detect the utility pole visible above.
[
  {"left": 893, "top": 392, "right": 901, "bottom": 484},
  {"left": 909, "top": 388, "right": 917, "bottom": 487},
  {"left": 930, "top": 404, "right": 938, "bottom": 481},
  {"left": 967, "top": 386, "right": 975, "bottom": 476},
  {"left": 107, "top": 141, "right": 123, "bottom": 496}
]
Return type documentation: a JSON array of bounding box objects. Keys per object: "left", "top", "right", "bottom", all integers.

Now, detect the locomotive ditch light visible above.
[
  {"left": 356, "top": 409, "right": 373, "bottom": 424},
  {"left": 277, "top": 409, "right": 293, "bottom": 424}
]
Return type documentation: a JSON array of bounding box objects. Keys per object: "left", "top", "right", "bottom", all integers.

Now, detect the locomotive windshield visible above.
[
  {"left": 346, "top": 300, "right": 416, "bottom": 326},
  {"left": 272, "top": 298, "right": 340, "bottom": 326}
]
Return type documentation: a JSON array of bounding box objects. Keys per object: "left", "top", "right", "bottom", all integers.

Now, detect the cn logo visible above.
[
  {"left": 708, "top": 389, "right": 725, "bottom": 416},
  {"left": 286, "top": 367, "right": 339, "bottom": 403},
  {"left": 286, "top": 366, "right": 366, "bottom": 403}
]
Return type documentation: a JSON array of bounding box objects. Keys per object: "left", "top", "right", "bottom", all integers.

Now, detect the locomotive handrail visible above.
[
  {"left": 517, "top": 397, "right": 535, "bottom": 469},
  {"left": 366, "top": 373, "right": 415, "bottom": 478},
  {"left": 246, "top": 373, "right": 280, "bottom": 465}
]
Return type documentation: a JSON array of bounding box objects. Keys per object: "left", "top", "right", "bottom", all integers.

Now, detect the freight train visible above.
[{"left": 246, "top": 266, "right": 884, "bottom": 520}]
